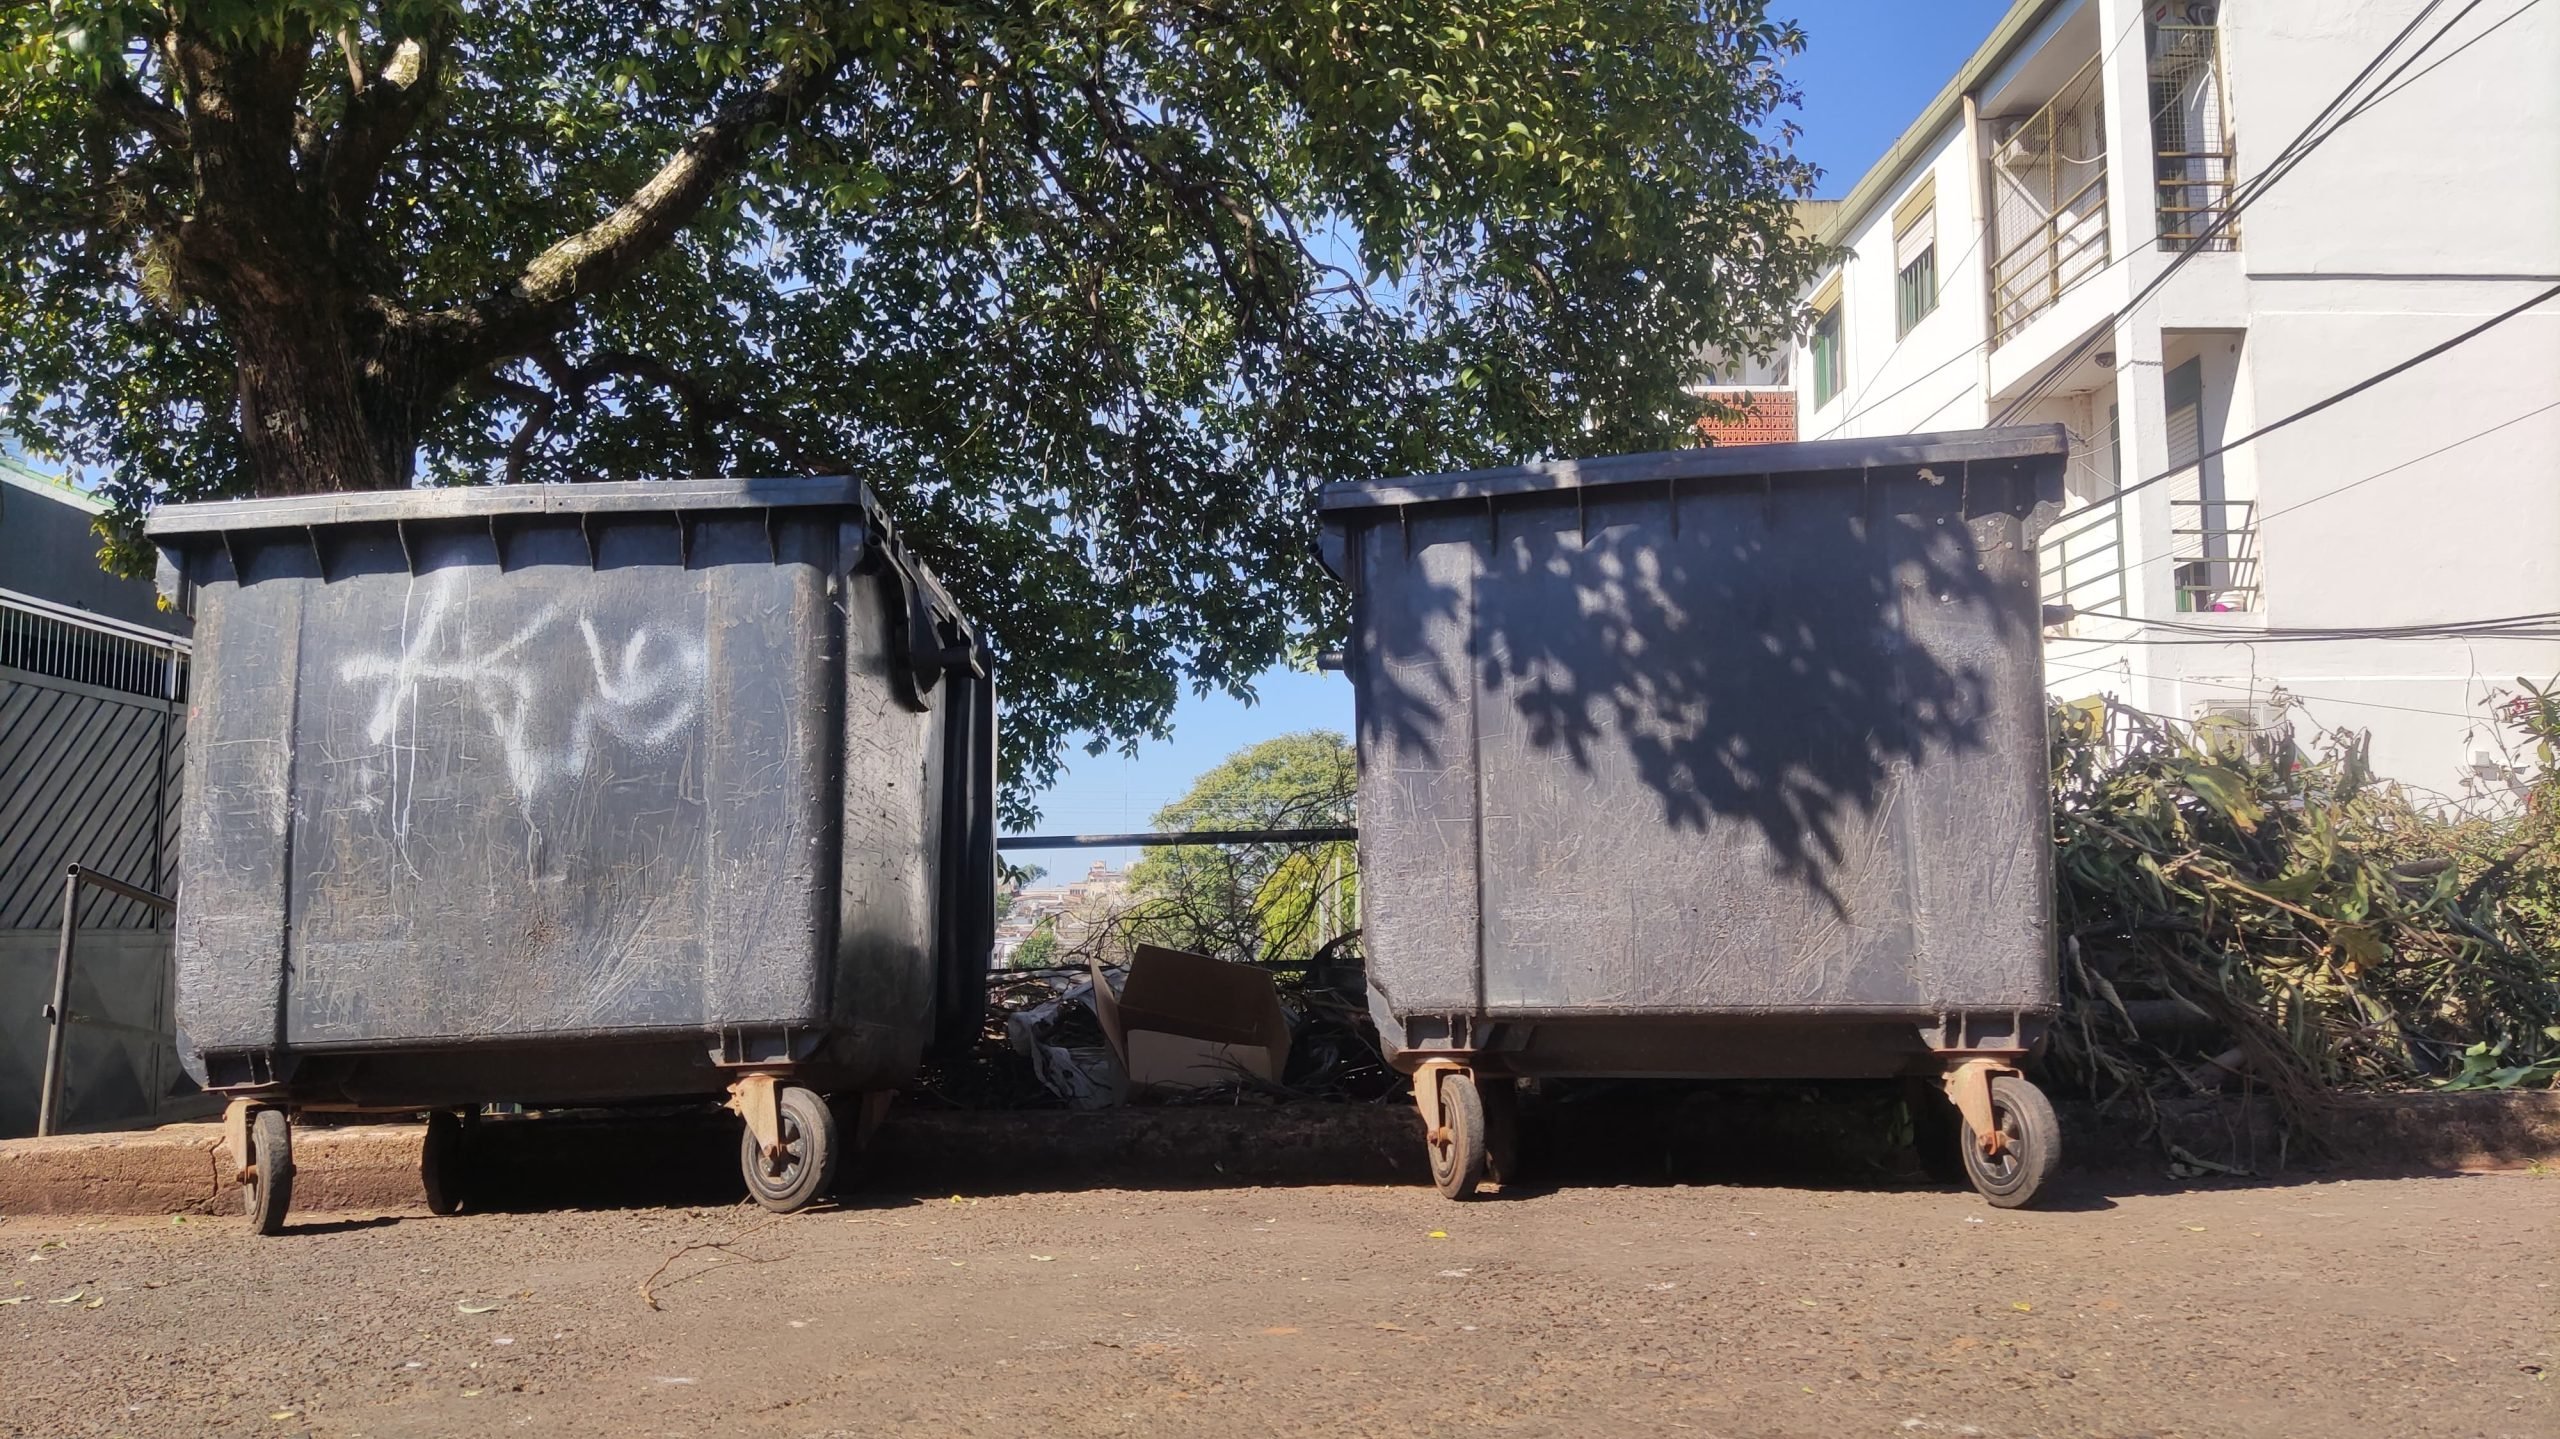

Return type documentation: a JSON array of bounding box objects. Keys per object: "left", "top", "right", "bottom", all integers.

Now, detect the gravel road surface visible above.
[{"left": 5, "top": 1165, "right": 2552, "bottom": 1437}]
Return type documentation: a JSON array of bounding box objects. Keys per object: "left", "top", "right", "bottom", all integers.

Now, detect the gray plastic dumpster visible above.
[
  {"left": 146, "top": 477, "right": 996, "bottom": 1229},
  {"left": 1318, "top": 428, "right": 2069, "bottom": 1207}
]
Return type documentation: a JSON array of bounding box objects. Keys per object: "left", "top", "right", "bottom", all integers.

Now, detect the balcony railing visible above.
[
  {"left": 2155, "top": 161, "right": 2236, "bottom": 250},
  {"left": 2170, "top": 497, "right": 2260, "bottom": 613},
  {"left": 1985, "top": 53, "right": 2111, "bottom": 346},
  {"left": 2039, "top": 499, "right": 2128, "bottom": 621},
  {"left": 0, "top": 586, "right": 190, "bottom": 701},
  {"left": 1990, "top": 172, "right": 2111, "bottom": 346}
]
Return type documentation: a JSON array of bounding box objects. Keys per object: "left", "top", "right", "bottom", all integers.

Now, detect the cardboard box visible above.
[{"left": 1090, "top": 945, "right": 1293, "bottom": 1093}]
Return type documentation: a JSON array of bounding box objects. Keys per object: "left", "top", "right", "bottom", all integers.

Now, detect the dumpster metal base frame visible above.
[{"left": 1379, "top": 1010, "right": 2052, "bottom": 1084}]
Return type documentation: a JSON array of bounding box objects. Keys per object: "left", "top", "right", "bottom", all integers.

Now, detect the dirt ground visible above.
[{"left": 5, "top": 1160, "right": 2554, "bottom": 1439}]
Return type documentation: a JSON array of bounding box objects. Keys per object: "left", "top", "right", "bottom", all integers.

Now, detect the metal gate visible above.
[{"left": 0, "top": 586, "right": 190, "bottom": 1137}]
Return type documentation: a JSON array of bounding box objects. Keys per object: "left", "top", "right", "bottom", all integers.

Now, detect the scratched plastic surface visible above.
[
  {"left": 1319, "top": 430, "right": 2068, "bottom": 1023},
  {"left": 147, "top": 478, "right": 995, "bottom": 1104}
]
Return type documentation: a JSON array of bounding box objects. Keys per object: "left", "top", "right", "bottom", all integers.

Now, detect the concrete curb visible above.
[
  {"left": 0, "top": 1122, "right": 425, "bottom": 1217},
  {"left": 3, "top": 1089, "right": 2553, "bottom": 1219}
]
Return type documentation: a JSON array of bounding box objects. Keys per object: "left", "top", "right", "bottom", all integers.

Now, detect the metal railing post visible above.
[{"left": 37, "top": 868, "right": 81, "bottom": 1138}]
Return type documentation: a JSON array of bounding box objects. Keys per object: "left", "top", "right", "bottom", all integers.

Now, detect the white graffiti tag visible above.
[{"left": 339, "top": 568, "right": 708, "bottom": 803}]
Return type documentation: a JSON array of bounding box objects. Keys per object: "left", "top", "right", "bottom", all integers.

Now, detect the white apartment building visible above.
[{"left": 1769, "top": 0, "right": 2560, "bottom": 800}]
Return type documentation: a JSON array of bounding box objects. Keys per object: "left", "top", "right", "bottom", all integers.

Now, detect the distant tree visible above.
[
  {"left": 1009, "top": 918, "right": 1060, "bottom": 971},
  {"left": 2, "top": 2, "right": 1822, "bottom": 822},
  {"left": 1126, "top": 730, "right": 1355, "bottom": 963}
]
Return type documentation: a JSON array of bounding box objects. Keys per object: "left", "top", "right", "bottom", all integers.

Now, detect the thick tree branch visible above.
[
  {"left": 444, "top": 56, "right": 848, "bottom": 370},
  {"left": 98, "top": 72, "right": 186, "bottom": 147},
  {"left": 321, "top": 22, "right": 451, "bottom": 214},
  {"left": 475, "top": 370, "right": 556, "bottom": 485}
]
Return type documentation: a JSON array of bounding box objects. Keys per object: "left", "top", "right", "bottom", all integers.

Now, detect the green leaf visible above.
[{"left": 2178, "top": 764, "right": 2263, "bottom": 832}]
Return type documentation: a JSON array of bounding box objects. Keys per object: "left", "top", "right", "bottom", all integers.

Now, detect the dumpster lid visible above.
[
  {"left": 1315, "top": 426, "right": 2068, "bottom": 516},
  {"left": 144, "top": 476, "right": 984, "bottom": 668},
  {"left": 143, "top": 474, "right": 882, "bottom": 538}
]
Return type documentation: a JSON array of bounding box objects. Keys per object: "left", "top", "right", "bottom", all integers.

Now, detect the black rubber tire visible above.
[
  {"left": 1960, "top": 1074, "right": 2063, "bottom": 1209},
  {"left": 1905, "top": 1079, "right": 1968, "bottom": 1185},
  {"left": 245, "top": 1109, "right": 294, "bottom": 1236},
  {"left": 740, "top": 1085, "right": 840, "bottom": 1213},
  {"left": 1427, "top": 1072, "right": 1489, "bottom": 1201},
  {"left": 421, "top": 1110, "right": 469, "bottom": 1216},
  {"left": 1479, "top": 1077, "right": 1524, "bottom": 1187}
]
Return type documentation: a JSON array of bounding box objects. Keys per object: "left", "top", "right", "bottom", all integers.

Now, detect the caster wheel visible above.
[
  {"left": 1961, "top": 1074, "right": 2063, "bottom": 1209},
  {"left": 1904, "top": 1078, "right": 1967, "bottom": 1186},
  {"left": 1426, "top": 1072, "right": 1489, "bottom": 1201},
  {"left": 1479, "top": 1077, "right": 1524, "bottom": 1187},
  {"left": 244, "top": 1109, "right": 294, "bottom": 1236},
  {"left": 422, "top": 1110, "right": 470, "bottom": 1216},
  {"left": 740, "top": 1085, "right": 840, "bottom": 1213}
]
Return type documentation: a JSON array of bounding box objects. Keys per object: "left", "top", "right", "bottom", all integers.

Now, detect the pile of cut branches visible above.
[{"left": 2047, "top": 691, "right": 2560, "bottom": 1144}]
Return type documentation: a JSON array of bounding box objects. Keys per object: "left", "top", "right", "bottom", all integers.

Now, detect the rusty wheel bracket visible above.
[
  {"left": 1412, "top": 1059, "right": 1466, "bottom": 1148},
  {"left": 220, "top": 1098, "right": 260, "bottom": 1185},
  {"left": 1941, "top": 1058, "right": 2019, "bottom": 1160},
  {"left": 727, "top": 1074, "right": 785, "bottom": 1163}
]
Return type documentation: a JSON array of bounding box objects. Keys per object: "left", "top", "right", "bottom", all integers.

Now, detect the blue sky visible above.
[{"left": 1010, "top": 1, "right": 2016, "bottom": 859}]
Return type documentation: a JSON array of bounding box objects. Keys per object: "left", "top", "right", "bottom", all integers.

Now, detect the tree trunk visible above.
[
  {"left": 171, "top": 18, "right": 425, "bottom": 495},
  {"left": 225, "top": 298, "right": 417, "bottom": 493}
]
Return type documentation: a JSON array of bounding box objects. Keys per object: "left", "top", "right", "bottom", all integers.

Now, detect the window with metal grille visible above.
[{"left": 2151, "top": 10, "right": 2238, "bottom": 251}]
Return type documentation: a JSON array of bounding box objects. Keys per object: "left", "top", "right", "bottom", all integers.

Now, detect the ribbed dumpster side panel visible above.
[
  {"left": 175, "top": 540, "right": 301, "bottom": 1055},
  {"left": 833, "top": 564, "right": 940, "bottom": 1080},
  {"left": 1348, "top": 510, "right": 1485, "bottom": 1016},
  {"left": 697, "top": 515, "right": 838, "bottom": 1030}
]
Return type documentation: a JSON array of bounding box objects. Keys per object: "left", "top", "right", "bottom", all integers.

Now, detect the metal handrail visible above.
[
  {"left": 1991, "top": 170, "right": 2110, "bottom": 345},
  {"left": 1001, "top": 827, "right": 1356, "bottom": 850},
  {"left": 2039, "top": 499, "right": 2128, "bottom": 617},
  {"left": 0, "top": 587, "right": 190, "bottom": 702},
  {"left": 37, "top": 864, "right": 175, "bottom": 1138},
  {"left": 2155, "top": 160, "right": 2238, "bottom": 249},
  {"left": 1985, "top": 50, "right": 2111, "bottom": 346},
  {"left": 0, "top": 585, "right": 192, "bottom": 652}
]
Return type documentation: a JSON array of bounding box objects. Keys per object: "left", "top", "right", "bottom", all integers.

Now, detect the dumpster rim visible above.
[
  {"left": 142, "top": 474, "right": 880, "bottom": 538},
  {"left": 1314, "top": 425, "right": 2068, "bottom": 516}
]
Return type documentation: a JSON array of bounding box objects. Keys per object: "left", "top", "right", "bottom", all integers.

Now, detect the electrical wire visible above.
[
  {"left": 2048, "top": 626, "right": 2560, "bottom": 647},
  {"left": 1826, "top": 0, "right": 2522, "bottom": 448},
  {"left": 1988, "top": 0, "right": 2489, "bottom": 427},
  {"left": 2069, "top": 608, "right": 2560, "bottom": 638},
  {"left": 2332, "top": 0, "right": 2543, "bottom": 127},
  {"left": 1990, "top": 0, "right": 2470, "bottom": 424},
  {"left": 2032, "top": 396, "right": 2560, "bottom": 613},
  {"left": 1802, "top": 0, "right": 2161, "bottom": 437},
  {"left": 2041, "top": 662, "right": 2507, "bottom": 725},
  {"left": 2247, "top": 397, "right": 2560, "bottom": 528},
  {"left": 2062, "top": 280, "right": 2560, "bottom": 512}
]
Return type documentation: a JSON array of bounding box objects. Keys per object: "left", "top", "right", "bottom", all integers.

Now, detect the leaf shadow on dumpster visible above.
[{"left": 1356, "top": 470, "right": 2039, "bottom": 923}]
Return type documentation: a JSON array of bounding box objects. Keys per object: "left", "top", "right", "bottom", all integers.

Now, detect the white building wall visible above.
[
  {"left": 1785, "top": 0, "right": 2560, "bottom": 800},
  {"left": 1794, "top": 120, "right": 1990, "bottom": 441}
]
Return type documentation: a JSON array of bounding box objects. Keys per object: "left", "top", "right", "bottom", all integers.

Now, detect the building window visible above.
[
  {"left": 1893, "top": 181, "right": 1938, "bottom": 337},
  {"left": 1896, "top": 248, "right": 1937, "bottom": 337},
  {"left": 1809, "top": 292, "right": 1844, "bottom": 408}
]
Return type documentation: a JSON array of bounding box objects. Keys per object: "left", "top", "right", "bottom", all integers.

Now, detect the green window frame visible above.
[{"left": 1811, "top": 305, "right": 1844, "bottom": 408}]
